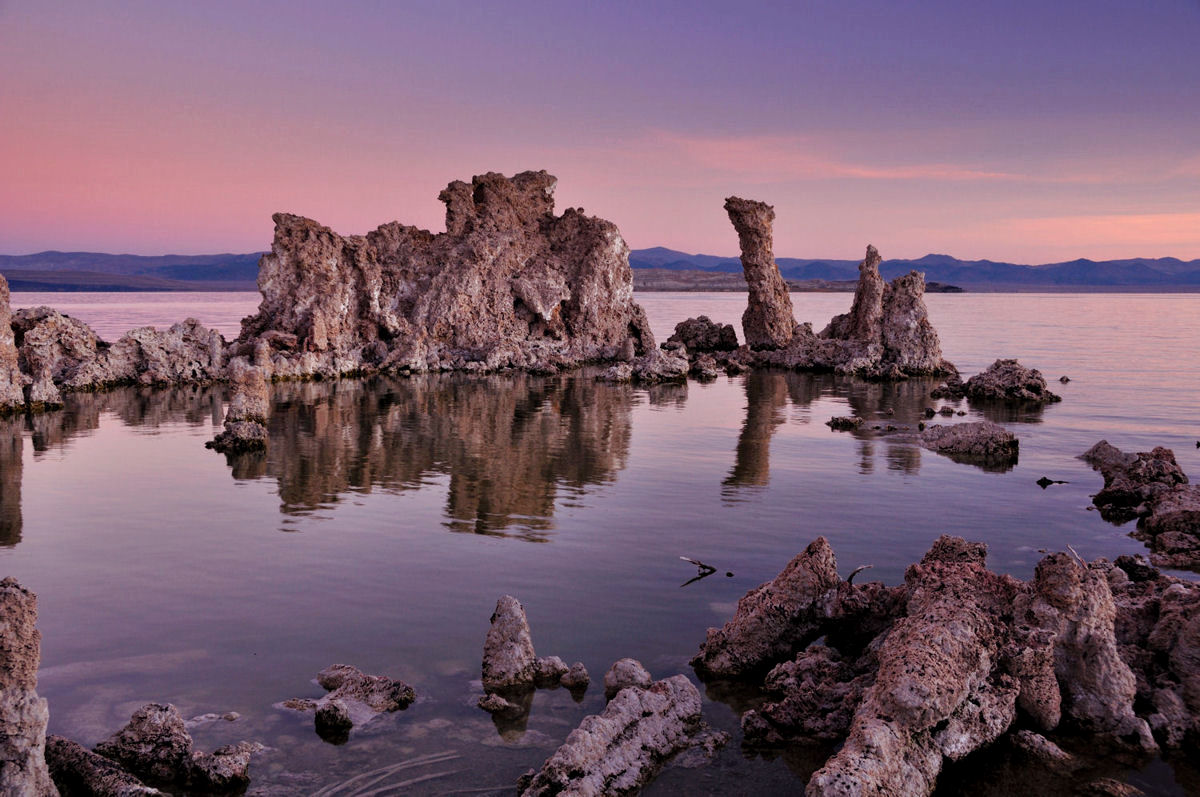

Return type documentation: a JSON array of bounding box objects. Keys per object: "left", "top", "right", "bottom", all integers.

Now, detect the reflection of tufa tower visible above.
[{"left": 0, "top": 418, "right": 21, "bottom": 547}]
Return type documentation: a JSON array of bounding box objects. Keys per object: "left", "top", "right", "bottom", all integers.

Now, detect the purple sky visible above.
[{"left": 2, "top": 0, "right": 1198, "bottom": 261}]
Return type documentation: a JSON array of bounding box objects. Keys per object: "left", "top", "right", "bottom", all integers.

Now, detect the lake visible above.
[{"left": 3, "top": 290, "right": 1199, "bottom": 795}]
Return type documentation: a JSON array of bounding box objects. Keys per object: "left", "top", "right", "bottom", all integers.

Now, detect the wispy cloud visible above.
[{"left": 659, "top": 132, "right": 1028, "bottom": 183}]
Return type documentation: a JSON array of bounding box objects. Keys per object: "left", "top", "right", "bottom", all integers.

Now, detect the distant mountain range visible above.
[
  {"left": 2, "top": 248, "right": 1199, "bottom": 292},
  {"left": 629, "top": 248, "right": 1200, "bottom": 290}
]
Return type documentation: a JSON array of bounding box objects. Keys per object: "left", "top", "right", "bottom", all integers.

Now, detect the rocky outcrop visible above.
[
  {"left": 206, "top": 362, "right": 269, "bottom": 453},
  {"left": 45, "top": 736, "right": 161, "bottom": 796},
  {"left": 918, "top": 421, "right": 1019, "bottom": 467},
  {"left": 603, "top": 658, "right": 652, "bottom": 699},
  {"left": 237, "top": 171, "right": 654, "bottom": 379},
  {"left": 603, "top": 347, "right": 689, "bottom": 384},
  {"left": 518, "top": 672, "right": 724, "bottom": 796},
  {"left": 93, "top": 703, "right": 259, "bottom": 792},
  {"left": 0, "top": 578, "right": 57, "bottom": 796},
  {"left": 698, "top": 213, "right": 954, "bottom": 379},
  {"left": 1081, "top": 441, "right": 1200, "bottom": 568},
  {"left": 0, "top": 277, "right": 26, "bottom": 414},
  {"left": 933, "top": 359, "right": 1061, "bottom": 404},
  {"left": 693, "top": 537, "right": 1194, "bottom": 796},
  {"left": 480, "top": 596, "right": 585, "bottom": 698},
  {"left": 281, "top": 664, "right": 415, "bottom": 740},
  {"left": 665, "top": 316, "right": 739, "bottom": 353},
  {"left": 724, "top": 198, "right": 796, "bottom": 350}
]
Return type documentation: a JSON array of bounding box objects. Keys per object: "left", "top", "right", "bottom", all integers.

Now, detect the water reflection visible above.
[
  {"left": 237, "top": 373, "right": 635, "bottom": 540},
  {"left": 0, "top": 417, "right": 21, "bottom": 546}
]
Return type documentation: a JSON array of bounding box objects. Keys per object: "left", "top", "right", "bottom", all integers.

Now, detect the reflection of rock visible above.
[
  {"left": 1081, "top": 441, "right": 1200, "bottom": 568},
  {"left": 0, "top": 417, "right": 22, "bottom": 547},
  {"left": 0, "top": 578, "right": 56, "bottom": 796},
  {"left": 239, "top": 171, "right": 653, "bottom": 379},
  {"left": 694, "top": 537, "right": 1193, "bottom": 796},
  {"left": 518, "top": 670, "right": 724, "bottom": 796},
  {"left": 206, "top": 362, "right": 269, "bottom": 453},
  {"left": 259, "top": 374, "right": 632, "bottom": 537},
  {"left": 724, "top": 197, "right": 796, "bottom": 350},
  {"left": 0, "top": 276, "right": 28, "bottom": 413},
  {"left": 723, "top": 370, "right": 789, "bottom": 492}
]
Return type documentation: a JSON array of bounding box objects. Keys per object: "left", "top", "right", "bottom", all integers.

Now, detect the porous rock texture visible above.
[
  {"left": 1081, "top": 441, "right": 1200, "bottom": 568},
  {"left": 281, "top": 664, "right": 415, "bottom": 736},
  {"left": 692, "top": 536, "right": 1197, "bottom": 795},
  {"left": 664, "top": 315, "right": 738, "bottom": 353},
  {"left": 517, "top": 671, "right": 725, "bottom": 796},
  {"left": 933, "top": 358, "right": 1061, "bottom": 404},
  {"left": 724, "top": 197, "right": 796, "bottom": 350},
  {"left": 236, "top": 171, "right": 655, "bottom": 379},
  {"left": 480, "top": 595, "right": 585, "bottom": 706},
  {"left": 697, "top": 211, "right": 955, "bottom": 379},
  {"left": 603, "top": 658, "right": 652, "bottom": 699},
  {"left": 0, "top": 277, "right": 27, "bottom": 414},
  {"left": 45, "top": 736, "right": 161, "bottom": 796},
  {"left": 0, "top": 578, "right": 57, "bottom": 796},
  {"left": 93, "top": 703, "right": 260, "bottom": 792},
  {"left": 206, "top": 361, "right": 269, "bottom": 453}
]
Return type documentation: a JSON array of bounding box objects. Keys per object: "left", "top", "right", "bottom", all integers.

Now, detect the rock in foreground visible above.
[
  {"left": 206, "top": 362, "right": 270, "bottom": 454},
  {"left": 0, "top": 577, "right": 56, "bottom": 796},
  {"left": 933, "top": 358, "right": 1061, "bottom": 404},
  {"left": 918, "top": 421, "right": 1019, "bottom": 468},
  {"left": 518, "top": 671, "right": 725, "bottom": 796},
  {"left": 45, "top": 735, "right": 161, "bottom": 796},
  {"left": 282, "top": 664, "right": 415, "bottom": 740},
  {"left": 1081, "top": 441, "right": 1200, "bottom": 568},
  {"left": 0, "top": 277, "right": 27, "bottom": 414},
  {"left": 692, "top": 536, "right": 1198, "bottom": 796},
  {"left": 480, "top": 595, "right": 587, "bottom": 711},
  {"left": 724, "top": 198, "right": 796, "bottom": 350},
  {"left": 94, "top": 703, "right": 260, "bottom": 791}
]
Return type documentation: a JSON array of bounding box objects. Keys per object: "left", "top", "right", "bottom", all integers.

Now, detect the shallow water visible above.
[{"left": 3, "top": 291, "right": 1200, "bottom": 794}]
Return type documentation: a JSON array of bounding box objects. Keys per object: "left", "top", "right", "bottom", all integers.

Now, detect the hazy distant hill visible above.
[
  {"left": 629, "top": 247, "right": 1200, "bottom": 290},
  {"left": 2, "top": 247, "right": 1199, "bottom": 292}
]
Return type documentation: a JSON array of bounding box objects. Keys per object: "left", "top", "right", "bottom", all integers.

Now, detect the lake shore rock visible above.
[
  {"left": 692, "top": 536, "right": 1198, "bottom": 795},
  {"left": 0, "top": 277, "right": 30, "bottom": 414},
  {"left": 665, "top": 315, "right": 739, "bottom": 353},
  {"left": 480, "top": 595, "right": 587, "bottom": 710},
  {"left": 933, "top": 358, "right": 1061, "bottom": 404},
  {"left": 45, "top": 736, "right": 162, "bottom": 796},
  {"left": 517, "top": 670, "right": 726, "bottom": 796},
  {"left": 206, "top": 361, "right": 269, "bottom": 453},
  {"left": 918, "top": 421, "right": 1019, "bottom": 466},
  {"left": 1081, "top": 441, "right": 1200, "bottom": 568},
  {"left": 0, "top": 577, "right": 56, "bottom": 796},
  {"left": 93, "top": 702, "right": 260, "bottom": 792}
]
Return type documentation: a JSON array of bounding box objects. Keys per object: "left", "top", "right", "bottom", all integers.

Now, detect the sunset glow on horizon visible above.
[{"left": 2, "top": 0, "right": 1198, "bottom": 263}]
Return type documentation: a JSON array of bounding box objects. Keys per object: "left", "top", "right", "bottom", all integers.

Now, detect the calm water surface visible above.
[{"left": 3, "top": 291, "right": 1199, "bottom": 795}]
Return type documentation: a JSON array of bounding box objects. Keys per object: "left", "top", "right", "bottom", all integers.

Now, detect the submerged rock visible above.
[
  {"left": 0, "top": 277, "right": 29, "bottom": 414},
  {"left": 665, "top": 316, "right": 739, "bottom": 353},
  {"left": 518, "top": 671, "right": 724, "bottom": 796},
  {"left": 725, "top": 197, "right": 796, "bottom": 350},
  {"left": 94, "top": 703, "right": 259, "bottom": 792},
  {"left": 239, "top": 171, "right": 654, "bottom": 378},
  {"left": 918, "top": 421, "right": 1019, "bottom": 465},
  {"left": 693, "top": 536, "right": 1195, "bottom": 796},
  {"left": 1081, "top": 441, "right": 1200, "bottom": 568},
  {"left": 282, "top": 663, "right": 415, "bottom": 738},
  {"left": 0, "top": 578, "right": 56, "bottom": 796}
]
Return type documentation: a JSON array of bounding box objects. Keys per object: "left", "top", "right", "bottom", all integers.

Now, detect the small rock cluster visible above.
[
  {"left": 933, "top": 358, "right": 1062, "bottom": 404},
  {"left": 282, "top": 663, "right": 416, "bottom": 743},
  {"left": 692, "top": 536, "right": 1199, "bottom": 796},
  {"left": 205, "top": 360, "right": 270, "bottom": 453},
  {"left": 1082, "top": 440, "right": 1200, "bottom": 568},
  {"left": 479, "top": 595, "right": 589, "bottom": 717}
]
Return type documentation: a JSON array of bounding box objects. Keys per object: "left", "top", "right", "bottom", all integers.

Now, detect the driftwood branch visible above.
[{"left": 846, "top": 564, "right": 873, "bottom": 584}]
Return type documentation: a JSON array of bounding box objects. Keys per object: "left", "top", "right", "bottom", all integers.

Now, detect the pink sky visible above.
[{"left": 2, "top": 1, "right": 1198, "bottom": 263}]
